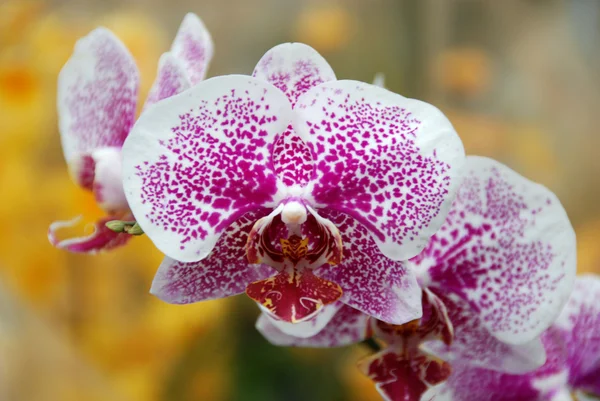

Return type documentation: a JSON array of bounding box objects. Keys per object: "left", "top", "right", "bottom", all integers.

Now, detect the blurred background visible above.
[{"left": 0, "top": 0, "right": 599, "bottom": 400}]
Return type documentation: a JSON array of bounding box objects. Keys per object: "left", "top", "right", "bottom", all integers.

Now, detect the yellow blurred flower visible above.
[
  {"left": 443, "top": 109, "right": 509, "bottom": 157},
  {"left": 437, "top": 47, "right": 492, "bottom": 98},
  {"left": 507, "top": 123, "right": 561, "bottom": 186},
  {"left": 293, "top": 4, "right": 353, "bottom": 53},
  {"left": 576, "top": 220, "right": 600, "bottom": 275},
  {"left": 0, "top": 0, "right": 44, "bottom": 48}
]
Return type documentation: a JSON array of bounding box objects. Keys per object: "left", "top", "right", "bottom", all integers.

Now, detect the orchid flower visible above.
[
  {"left": 257, "top": 289, "right": 454, "bottom": 401},
  {"left": 48, "top": 13, "right": 213, "bottom": 253},
  {"left": 259, "top": 156, "right": 576, "bottom": 372},
  {"left": 426, "top": 275, "right": 600, "bottom": 401},
  {"left": 122, "top": 43, "right": 465, "bottom": 325},
  {"left": 410, "top": 155, "right": 576, "bottom": 373}
]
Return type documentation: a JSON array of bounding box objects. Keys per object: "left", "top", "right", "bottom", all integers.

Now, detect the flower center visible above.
[{"left": 245, "top": 201, "right": 344, "bottom": 323}]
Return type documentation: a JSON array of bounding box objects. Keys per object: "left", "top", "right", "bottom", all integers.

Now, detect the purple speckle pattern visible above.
[
  {"left": 315, "top": 209, "right": 422, "bottom": 325},
  {"left": 256, "top": 304, "right": 369, "bottom": 348},
  {"left": 123, "top": 76, "right": 292, "bottom": 261},
  {"left": 271, "top": 130, "right": 315, "bottom": 187},
  {"left": 424, "top": 290, "right": 547, "bottom": 374},
  {"left": 171, "top": 13, "right": 213, "bottom": 85},
  {"left": 144, "top": 52, "right": 191, "bottom": 110},
  {"left": 57, "top": 27, "right": 139, "bottom": 163},
  {"left": 293, "top": 80, "right": 464, "bottom": 260},
  {"left": 428, "top": 276, "right": 600, "bottom": 400},
  {"left": 554, "top": 275, "right": 600, "bottom": 395},
  {"left": 413, "top": 156, "right": 576, "bottom": 343},
  {"left": 151, "top": 209, "right": 276, "bottom": 303},
  {"left": 430, "top": 330, "right": 568, "bottom": 401},
  {"left": 252, "top": 42, "right": 336, "bottom": 107},
  {"left": 253, "top": 43, "right": 336, "bottom": 187}
]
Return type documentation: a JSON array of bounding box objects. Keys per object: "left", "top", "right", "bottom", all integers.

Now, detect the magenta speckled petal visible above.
[
  {"left": 252, "top": 43, "right": 336, "bottom": 107},
  {"left": 256, "top": 304, "right": 369, "bottom": 348},
  {"left": 414, "top": 156, "right": 576, "bottom": 345},
  {"left": 253, "top": 43, "right": 334, "bottom": 187},
  {"left": 122, "top": 75, "right": 293, "bottom": 262},
  {"left": 257, "top": 301, "right": 343, "bottom": 339},
  {"left": 143, "top": 52, "right": 191, "bottom": 110},
  {"left": 57, "top": 27, "right": 139, "bottom": 164},
  {"left": 91, "top": 147, "right": 128, "bottom": 213},
  {"left": 48, "top": 215, "right": 131, "bottom": 254},
  {"left": 150, "top": 209, "right": 276, "bottom": 303},
  {"left": 293, "top": 80, "right": 465, "bottom": 261},
  {"left": 553, "top": 275, "right": 600, "bottom": 395},
  {"left": 424, "top": 291, "right": 547, "bottom": 374},
  {"left": 170, "top": 13, "right": 213, "bottom": 85},
  {"left": 270, "top": 128, "right": 315, "bottom": 187},
  {"left": 315, "top": 210, "right": 422, "bottom": 325},
  {"left": 426, "top": 330, "right": 569, "bottom": 401}
]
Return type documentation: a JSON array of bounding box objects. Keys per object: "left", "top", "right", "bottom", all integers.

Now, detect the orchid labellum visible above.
[
  {"left": 122, "top": 43, "right": 465, "bottom": 325},
  {"left": 49, "top": 13, "right": 213, "bottom": 253}
]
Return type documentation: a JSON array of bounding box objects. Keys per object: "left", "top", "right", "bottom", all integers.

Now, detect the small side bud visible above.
[
  {"left": 105, "top": 220, "right": 128, "bottom": 232},
  {"left": 124, "top": 222, "right": 144, "bottom": 236},
  {"left": 105, "top": 220, "right": 144, "bottom": 235}
]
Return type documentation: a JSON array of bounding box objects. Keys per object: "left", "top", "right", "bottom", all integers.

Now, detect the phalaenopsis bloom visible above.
[
  {"left": 427, "top": 275, "right": 600, "bottom": 401},
  {"left": 258, "top": 156, "right": 577, "bottom": 399},
  {"left": 122, "top": 42, "right": 465, "bottom": 326},
  {"left": 48, "top": 13, "right": 213, "bottom": 253}
]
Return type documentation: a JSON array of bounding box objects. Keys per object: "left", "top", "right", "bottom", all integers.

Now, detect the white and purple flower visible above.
[
  {"left": 427, "top": 275, "right": 600, "bottom": 401},
  {"left": 48, "top": 13, "right": 213, "bottom": 253},
  {"left": 122, "top": 43, "right": 465, "bottom": 325}
]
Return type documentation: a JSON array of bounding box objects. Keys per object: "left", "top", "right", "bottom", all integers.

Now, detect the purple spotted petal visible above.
[
  {"left": 293, "top": 80, "right": 465, "bottom": 261},
  {"left": 427, "top": 329, "right": 569, "bottom": 401},
  {"left": 57, "top": 27, "right": 139, "bottom": 164},
  {"left": 143, "top": 52, "right": 191, "bottom": 110},
  {"left": 122, "top": 75, "right": 293, "bottom": 262},
  {"left": 257, "top": 301, "right": 343, "bottom": 339},
  {"left": 252, "top": 43, "right": 336, "bottom": 107},
  {"left": 553, "top": 275, "right": 600, "bottom": 395},
  {"left": 414, "top": 156, "right": 577, "bottom": 345},
  {"left": 253, "top": 43, "right": 334, "bottom": 187},
  {"left": 270, "top": 128, "right": 315, "bottom": 187},
  {"left": 424, "top": 291, "right": 547, "bottom": 374},
  {"left": 48, "top": 215, "right": 131, "bottom": 254},
  {"left": 170, "top": 13, "right": 213, "bottom": 85},
  {"left": 256, "top": 304, "right": 369, "bottom": 348},
  {"left": 315, "top": 209, "right": 422, "bottom": 325},
  {"left": 150, "top": 209, "right": 276, "bottom": 303}
]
